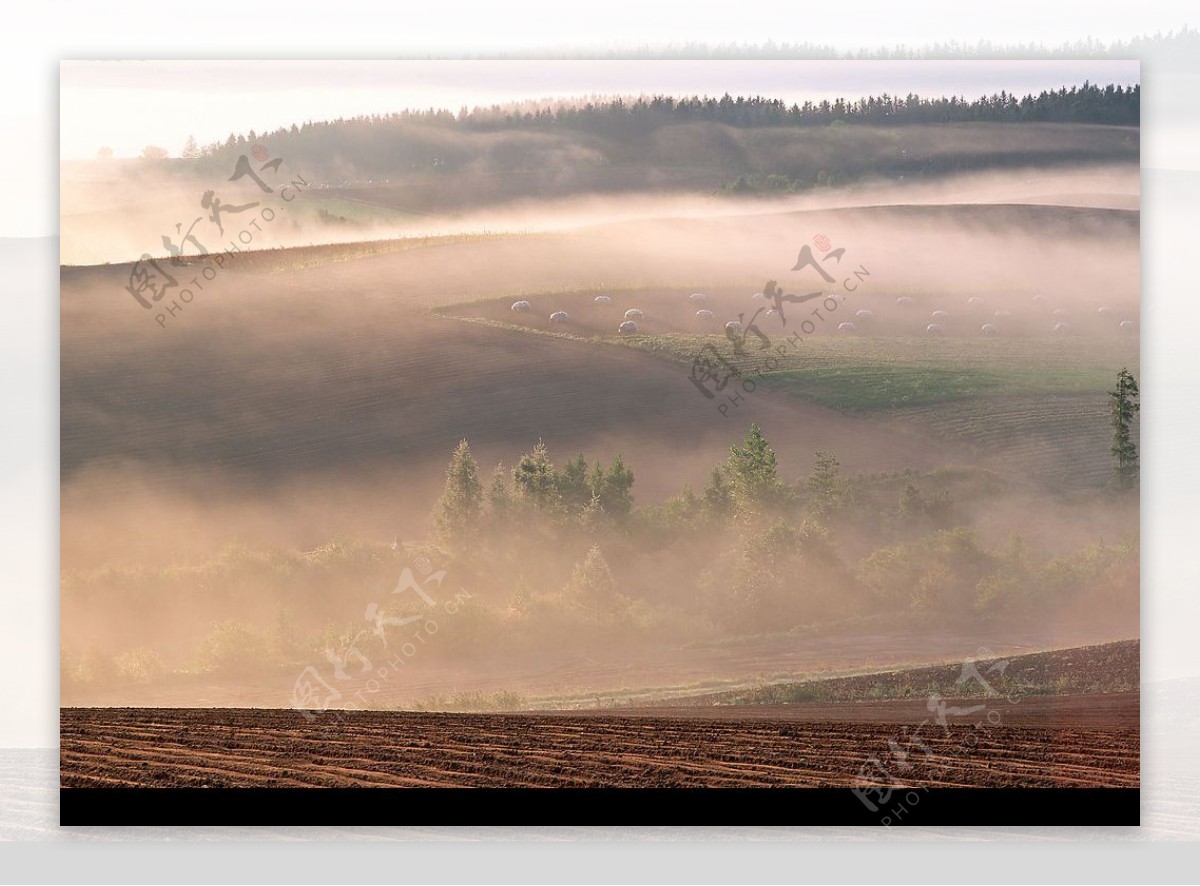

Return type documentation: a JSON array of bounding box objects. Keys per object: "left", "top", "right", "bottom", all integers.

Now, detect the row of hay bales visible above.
[
  {"left": 511, "top": 292, "right": 718, "bottom": 334},
  {"left": 511, "top": 290, "right": 1137, "bottom": 336}
]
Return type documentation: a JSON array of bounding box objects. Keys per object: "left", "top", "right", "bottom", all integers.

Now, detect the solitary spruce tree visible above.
[
  {"left": 726, "top": 423, "right": 793, "bottom": 514},
  {"left": 806, "top": 450, "right": 850, "bottom": 520},
  {"left": 1109, "top": 368, "right": 1140, "bottom": 490},
  {"left": 435, "top": 439, "right": 484, "bottom": 542}
]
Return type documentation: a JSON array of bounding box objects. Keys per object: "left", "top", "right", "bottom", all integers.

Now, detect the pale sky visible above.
[{"left": 59, "top": 59, "right": 1140, "bottom": 159}]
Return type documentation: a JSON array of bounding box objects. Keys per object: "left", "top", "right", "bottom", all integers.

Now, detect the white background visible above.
[{"left": 3, "top": 0, "right": 1200, "bottom": 880}]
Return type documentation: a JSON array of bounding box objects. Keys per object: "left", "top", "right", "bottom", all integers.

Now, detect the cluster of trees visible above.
[
  {"left": 434, "top": 439, "right": 636, "bottom": 544},
  {"left": 434, "top": 428, "right": 852, "bottom": 546},
  {"left": 454, "top": 84, "right": 1140, "bottom": 129},
  {"left": 183, "top": 83, "right": 1138, "bottom": 172},
  {"left": 62, "top": 409, "right": 1139, "bottom": 689},
  {"left": 427, "top": 423, "right": 1135, "bottom": 637}
]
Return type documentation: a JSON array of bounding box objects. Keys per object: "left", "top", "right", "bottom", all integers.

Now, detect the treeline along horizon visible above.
[{"left": 191, "top": 81, "right": 1138, "bottom": 162}]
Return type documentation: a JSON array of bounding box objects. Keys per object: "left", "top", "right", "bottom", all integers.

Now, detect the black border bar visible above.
[{"left": 60, "top": 787, "right": 1139, "bottom": 827}]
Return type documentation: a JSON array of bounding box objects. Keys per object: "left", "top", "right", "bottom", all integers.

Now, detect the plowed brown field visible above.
[{"left": 60, "top": 699, "right": 1138, "bottom": 789}]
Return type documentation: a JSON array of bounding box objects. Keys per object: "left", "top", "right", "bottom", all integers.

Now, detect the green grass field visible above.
[
  {"left": 622, "top": 333, "right": 1139, "bottom": 412},
  {"left": 439, "top": 293, "right": 1138, "bottom": 491},
  {"left": 440, "top": 292, "right": 1139, "bottom": 414}
]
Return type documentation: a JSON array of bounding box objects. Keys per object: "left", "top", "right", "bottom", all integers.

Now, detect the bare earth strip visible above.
[{"left": 60, "top": 700, "right": 1138, "bottom": 789}]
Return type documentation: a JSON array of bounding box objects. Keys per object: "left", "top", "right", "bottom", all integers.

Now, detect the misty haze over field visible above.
[{"left": 59, "top": 71, "right": 1139, "bottom": 716}]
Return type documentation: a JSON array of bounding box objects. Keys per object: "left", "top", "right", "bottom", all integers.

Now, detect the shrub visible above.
[
  {"left": 195, "top": 620, "right": 269, "bottom": 674},
  {"left": 72, "top": 647, "right": 118, "bottom": 687},
  {"left": 858, "top": 528, "right": 995, "bottom": 616},
  {"left": 114, "top": 647, "right": 164, "bottom": 684}
]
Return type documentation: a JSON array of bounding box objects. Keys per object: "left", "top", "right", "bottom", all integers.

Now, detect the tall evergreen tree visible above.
[
  {"left": 590, "top": 454, "right": 634, "bottom": 518},
  {"left": 726, "top": 424, "right": 793, "bottom": 514},
  {"left": 556, "top": 453, "right": 593, "bottom": 514},
  {"left": 435, "top": 439, "right": 483, "bottom": 542},
  {"left": 1109, "top": 368, "right": 1140, "bottom": 489},
  {"left": 702, "top": 466, "right": 734, "bottom": 520},
  {"left": 806, "top": 450, "right": 850, "bottom": 520},
  {"left": 513, "top": 439, "right": 559, "bottom": 511},
  {"left": 486, "top": 463, "right": 512, "bottom": 520}
]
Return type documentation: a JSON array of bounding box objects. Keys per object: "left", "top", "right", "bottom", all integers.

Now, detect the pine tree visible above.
[
  {"left": 726, "top": 424, "right": 793, "bottom": 514},
  {"left": 592, "top": 454, "right": 634, "bottom": 518},
  {"left": 487, "top": 463, "right": 512, "bottom": 520},
  {"left": 702, "top": 466, "right": 734, "bottom": 520},
  {"left": 435, "top": 439, "right": 483, "bottom": 542},
  {"left": 579, "top": 491, "right": 606, "bottom": 535},
  {"left": 806, "top": 450, "right": 850, "bottom": 520},
  {"left": 566, "top": 545, "right": 618, "bottom": 616},
  {"left": 556, "top": 453, "right": 592, "bottom": 514},
  {"left": 1109, "top": 368, "right": 1140, "bottom": 489},
  {"left": 513, "top": 439, "right": 558, "bottom": 511}
]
